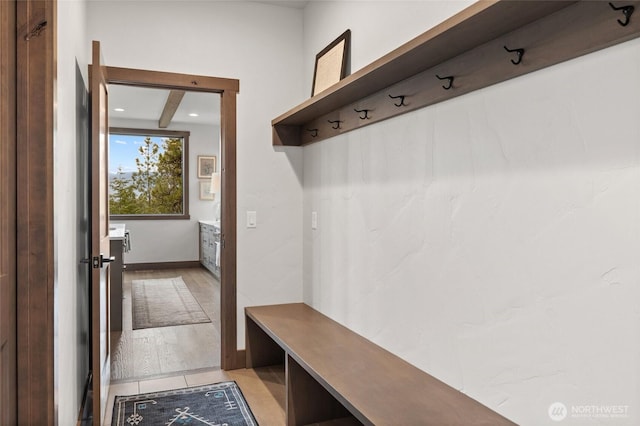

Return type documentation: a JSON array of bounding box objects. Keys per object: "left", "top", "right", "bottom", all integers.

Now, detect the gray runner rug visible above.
[
  {"left": 111, "top": 381, "right": 258, "bottom": 425},
  {"left": 131, "top": 276, "right": 211, "bottom": 330}
]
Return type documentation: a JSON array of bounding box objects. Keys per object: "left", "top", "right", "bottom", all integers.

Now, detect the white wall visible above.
[
  {"left": 55, "top": 0, "right": 89, "bottom": 424},
  {"left": 87, "top": 1, "right": 305, "bottom": 345},
  {"left": 109, "top": 117, "right": 221, "bottom": 264},
  {"left": 302, "top": 2, "right": 640, "bottom": 425},
  {"left": 302, "top": 0, "right": 474, "bottom": 93}
]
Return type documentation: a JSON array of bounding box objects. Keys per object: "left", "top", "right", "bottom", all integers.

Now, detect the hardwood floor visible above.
[
  {"left": 105, "top": 267, "right": 286, "bottom": 424},
  {"left": 110, "top": 267, "right": 221, "bottom": 381}
]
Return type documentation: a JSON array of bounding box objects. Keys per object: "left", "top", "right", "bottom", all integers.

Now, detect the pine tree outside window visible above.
[{"left": 109, "top": 128, "right": 190, "bottom": 220}]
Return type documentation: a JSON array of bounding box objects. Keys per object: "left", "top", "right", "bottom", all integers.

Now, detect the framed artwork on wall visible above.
[
  {"left": 199, "top": 181, "right": 214, "bottom": 200},
  {"left": 197, "top": 155, "right": 217, "bottom": 178},
  {"left": 311, "top": 29, "right": 351, "bottom": 97}
]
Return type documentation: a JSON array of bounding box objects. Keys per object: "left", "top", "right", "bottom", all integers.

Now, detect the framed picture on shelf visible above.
[
  {"left": 311, "top": 29, "right": 351, "bottom": 97},
  {"left": 197, "top": 155, "right": 217, "bottom": 178},
  {"left": 199, "top": 181, "right": 214, "bottom": 200}
]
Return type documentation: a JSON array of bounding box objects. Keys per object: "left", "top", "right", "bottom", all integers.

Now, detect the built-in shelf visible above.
[{"left": 273, "top": 0, "right": 640, "bottom": 146}]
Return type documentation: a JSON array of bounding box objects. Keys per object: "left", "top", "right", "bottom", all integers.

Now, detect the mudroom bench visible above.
[{"left": 245, "top": 303, "right": 515, "bottom": 425}]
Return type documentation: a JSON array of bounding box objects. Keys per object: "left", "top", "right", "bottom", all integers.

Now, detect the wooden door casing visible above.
[
  {"left": 0, "top": 0, "right": 17, "bottom": 423},
  {"left": 104, "top": 66, "right": 241, "bottom": 369},
  {"left": 16, "top": 0, "right": 56, "bottom": 423}
]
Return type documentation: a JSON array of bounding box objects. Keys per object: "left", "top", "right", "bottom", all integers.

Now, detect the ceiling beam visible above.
[{"left": 158, "top": 89, "right": 185, "bottom": 128}]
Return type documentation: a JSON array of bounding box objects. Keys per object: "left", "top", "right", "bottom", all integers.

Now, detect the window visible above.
[{"left": 109, "top": 128, "right": 190, "bottom": 219}]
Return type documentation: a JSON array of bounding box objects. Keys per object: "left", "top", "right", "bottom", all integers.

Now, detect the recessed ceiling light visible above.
[
  {"left": 114, "top": 108, "right": 125, "bottom": 112},
  {"left": 189, "top": 113, "right": 199, "bottom": 117}
]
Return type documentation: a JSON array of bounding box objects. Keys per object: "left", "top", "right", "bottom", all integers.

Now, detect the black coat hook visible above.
[
  {"left": 503, "top": 45, "right": 525, "bottom": 65},
  {"left": 609, "top": 2, "right": 634, "bottom": 26},
  {"left": 307, "top": 128, "right": 318, "bottom": 138},
  {"left": 436, "top": 74, "right": 454, "bottom": 90},
  {"left": 328, "top": 120, "right": 342, "bottom": 130},
  {"left": 388, "top": 94, "right": 407, "bottom": 107},
  {"left": 354, "top": 108, "right": 371, "bottom": 119}
]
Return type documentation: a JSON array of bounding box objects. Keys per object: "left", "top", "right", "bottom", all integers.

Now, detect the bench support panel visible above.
[
  {"left": 286, "top": 354, "right": 357, "bottom": 426},
  {"left": 246, "top": 314, "right": 285, "bottom": 368}
]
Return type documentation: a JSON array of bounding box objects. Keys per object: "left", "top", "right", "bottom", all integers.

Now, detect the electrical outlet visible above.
[{"left": 311, "top": 211, "right": 318, "bottom": 230}]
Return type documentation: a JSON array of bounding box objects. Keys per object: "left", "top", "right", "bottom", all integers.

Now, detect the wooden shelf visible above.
[{"left": 273, "top": 0, "right": 640, "bottom": 146}]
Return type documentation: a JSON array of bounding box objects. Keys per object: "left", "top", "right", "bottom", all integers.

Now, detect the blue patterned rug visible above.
[{"left": 111, "top": 381, "right": 258, "bottom": 425}]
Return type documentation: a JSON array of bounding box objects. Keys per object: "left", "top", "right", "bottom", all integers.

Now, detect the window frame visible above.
[{"left": 108, "top": 127, "right": 190, "bottom": 220}]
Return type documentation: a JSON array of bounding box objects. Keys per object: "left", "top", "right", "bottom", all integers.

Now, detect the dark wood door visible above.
[
  {"left": 90, "top": 40, "right": 112, "bottom": 425},
  {"left": 0, "top": 0, "right": 17, "bottom": 423}
]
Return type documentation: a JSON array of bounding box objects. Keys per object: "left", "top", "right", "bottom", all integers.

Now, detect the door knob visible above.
[
  {"left": 81, "top": 254, "right": 116, "bottom": 268},
  {"left": 100, "top": 254, "right": 116, "bottom": 267}
]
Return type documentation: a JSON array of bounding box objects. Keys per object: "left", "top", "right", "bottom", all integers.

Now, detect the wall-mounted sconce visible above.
[{"left": 209, "top": 172, "right": 221, "bottom": 195}]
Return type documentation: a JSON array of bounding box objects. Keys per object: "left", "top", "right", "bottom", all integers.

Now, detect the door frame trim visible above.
[
  {"left": 0, "top": 0, "right": 18, "bottom": 423},
  {"left": 102, "top": 65, "right": 242, "bottom": 370},
  {"left": 16, "top": 0, "right": 56, "bottom": 423}
]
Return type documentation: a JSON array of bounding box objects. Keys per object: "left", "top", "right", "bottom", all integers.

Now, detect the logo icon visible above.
[{"left": 549, "top": 402, "right": 568, "bottom": 422}]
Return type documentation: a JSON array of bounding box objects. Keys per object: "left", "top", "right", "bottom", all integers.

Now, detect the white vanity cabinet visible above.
[
  {"left": 109, "top": 223, "right": 130, "bottom": 332},
  {"left": 199, "top": 220, "right": 220, "bottom": 280}
]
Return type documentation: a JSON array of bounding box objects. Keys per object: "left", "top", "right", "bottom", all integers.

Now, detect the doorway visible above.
[
  {"left": 102, "top": 65, "right": 241, "bottom": 375},
  {"left": 106, "top": 85, "right": 224, "bottom": 380}
]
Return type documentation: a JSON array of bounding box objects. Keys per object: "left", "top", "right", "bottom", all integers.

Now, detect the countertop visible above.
[
  {"left": 199, "top": 220, "right": 220, "bottom": 228},
  {"left": 109, "top": 223, "right": 126, "bottom": 240}
]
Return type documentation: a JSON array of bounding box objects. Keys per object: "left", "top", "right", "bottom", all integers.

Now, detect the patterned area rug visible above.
[
  {"left": 111, "top": 381, "right": 258, "bottom": 426},
  {"left": 131, "top": 276, "right": 211, "bottom": 330}
]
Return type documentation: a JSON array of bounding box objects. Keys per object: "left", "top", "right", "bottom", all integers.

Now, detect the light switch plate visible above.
[
  {"left": 247, "top": 211, "right": 257, "bottom": 228},
  {"left": 311, "top": 211, "right": 318, "bottom": 230}
]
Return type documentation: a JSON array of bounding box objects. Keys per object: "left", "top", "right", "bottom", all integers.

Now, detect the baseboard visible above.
[{"left": 125, "top": 261, "right": 201, "bottom": 271}]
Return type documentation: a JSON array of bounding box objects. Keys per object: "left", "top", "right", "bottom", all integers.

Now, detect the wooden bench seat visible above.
[{"left": 245, "top": 303, "right": 516, "bottom": 426}]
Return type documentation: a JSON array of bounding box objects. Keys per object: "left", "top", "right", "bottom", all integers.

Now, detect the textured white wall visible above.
[
  {"left": 55, "top": 0, "right": 89, "bottom": 424},
  {"left": 87, "top": 0, "right": 305, "bottom": 346},
  {"left": 109, "top": 118, "right": 221, "bottom": 264},
  {"left": 303, "top": 2, "right": 640, "bottom": 425}
]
